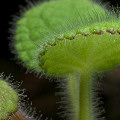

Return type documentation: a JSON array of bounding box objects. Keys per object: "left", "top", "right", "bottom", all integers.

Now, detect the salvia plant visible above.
[{"left": 1, "top": 0, "right": 120, "bottom": 119}]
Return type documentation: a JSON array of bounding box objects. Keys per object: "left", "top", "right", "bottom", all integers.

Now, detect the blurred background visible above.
[{"left": 0, "top": 0, "right": 120, "bottom": 119}]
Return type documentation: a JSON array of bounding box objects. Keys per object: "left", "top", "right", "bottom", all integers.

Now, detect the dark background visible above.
[{"left": 0, "top": 0, "right": 120, "bottom": 120}]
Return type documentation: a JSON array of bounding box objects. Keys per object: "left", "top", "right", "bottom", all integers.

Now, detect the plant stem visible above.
[
  {"left": 67, "top": 71, "right": 92, "bottom": 120},
  {"left": 79, "top": 71, "right": 92, "bottom": 120},
  {"left": 67, "top": 73, "right": 80, "bottom": 120},
  {"left": 11, "top": 111, "right": 29, "bottom": 120}
]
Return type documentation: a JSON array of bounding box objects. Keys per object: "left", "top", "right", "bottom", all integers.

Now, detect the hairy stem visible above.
[
  {"left": 67, "top": 73, "right": 80, "bottom": 120},
  {"left": 11, "top": 111, "right": 29, "bottom": 120},
  {"left": 67, "top": 71, "right": 92, "bottom": 120},
  {"left": 79, "top": 71, "right": 92, "bottom": 120}
]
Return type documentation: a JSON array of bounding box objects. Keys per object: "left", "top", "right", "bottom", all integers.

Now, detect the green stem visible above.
[
  {"left": 67, "top": 71, "right": 92, "bottom": 120},
  {"left": 79, "top": 71, "right": 92, "bottom": 120},
  {"left": 67, "top": 73, "right": 80, "bottom": 120}
]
